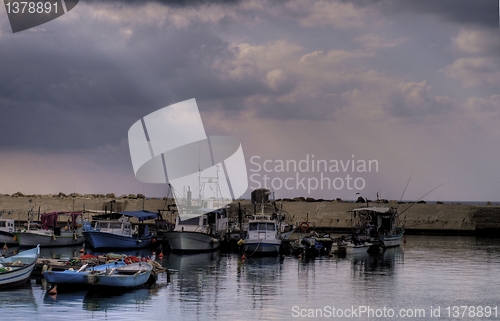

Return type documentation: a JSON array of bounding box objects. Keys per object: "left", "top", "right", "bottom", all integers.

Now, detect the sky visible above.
[{"left": 0, "top": 0, "right": 499, "bottom": 202}]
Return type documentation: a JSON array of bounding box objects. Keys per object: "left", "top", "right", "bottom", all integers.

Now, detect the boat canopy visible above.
[
  {"left": 117, "top": 210, "right": 158, "bottom": 221},
  {"left": 41, "top": 212, "right": 82, "bottom": 229},
  {"left": 349, "top": 207, "right": 392, "bottom": 214}
]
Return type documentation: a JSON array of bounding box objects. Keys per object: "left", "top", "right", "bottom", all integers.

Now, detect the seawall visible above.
[{"left": 1, "top": 194, "right": 499, "bottom": 236}]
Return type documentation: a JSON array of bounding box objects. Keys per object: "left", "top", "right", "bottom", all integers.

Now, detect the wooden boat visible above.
[
  {"left": 43, "top": 260, "right": 127, "bottom": 287},
  {"left": 0, "top": 245, "right": 40, "bottom": 288},
  {"left": 45, "top": 261, "right": 153, "bottom": 289},
  {"left": 83, "top": 210, "right": 158, "bottom": 250},
  {"left": 349, "top": 207, "right": 405, "bottom": 248},
  {"left": 14, "top": 212, "right": 84, "bottom": 247},
  {"left": 83, "top": 262, "right": 153, "bottom": 288}
]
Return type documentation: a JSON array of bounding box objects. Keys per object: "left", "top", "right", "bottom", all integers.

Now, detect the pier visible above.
[{"left": 1, "top": 194, "right": 500, "bottom": 236}]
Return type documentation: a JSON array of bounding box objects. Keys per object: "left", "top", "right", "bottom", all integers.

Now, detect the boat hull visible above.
[
  {"left": 0, "top": 231, "right": 18, "bottom": 245},
  {"left": 242, "top": 240, "right": 281, "bottom": 256},
  {"left": 14, "top": 231, "right": 84, "bottom": 247},
  {"left": 0, "top": 245, "right": 40, "bottom": 288},
  {"left": 83, "top": 263, "right": 153, "bottom": 288},
  {"left": 83, "top": 231, "right": 152, "bottom": 249},
  {"left": 379, "top": 233, "right": 404, "bottom": 248},
  {"left": 163, "top": 231, "right": 220, "bottom": 254},
  {"left": 84, "top": 270, "right": 151, "bottom": 288},
  {"left": 44, "top": 261, "right": 127, "bottom": 285}
]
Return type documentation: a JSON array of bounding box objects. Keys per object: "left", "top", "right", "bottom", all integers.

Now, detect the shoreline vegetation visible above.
[{"left": 1, "top": 192, "right": 500, "bottom": 236}]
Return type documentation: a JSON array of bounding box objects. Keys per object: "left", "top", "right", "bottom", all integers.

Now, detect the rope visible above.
[{"left": 245, "top": 239, "right": 262, "bottom": 257}]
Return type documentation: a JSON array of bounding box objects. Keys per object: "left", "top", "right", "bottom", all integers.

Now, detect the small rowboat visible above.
[{"left": 0, "top": 245, "right": 40, "bottom": 288}]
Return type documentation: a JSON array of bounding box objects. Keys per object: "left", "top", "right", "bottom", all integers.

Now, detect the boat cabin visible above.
[
  {"left": 94, "top": 219, "right": 133, "bottom": 236},
  {"left": 174, "top": 208, "right": 228, "bottom": 235},
  {"left": 0, "top": 219, "right": 14, "bottom": 233},
  {"left": 246, "top": 215, "right": 279, "bottom": 241}
]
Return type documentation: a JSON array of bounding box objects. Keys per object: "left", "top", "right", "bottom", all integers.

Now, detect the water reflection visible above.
[
  {"left": 5, "top": 245, "right": 82, "bottom": 260},
  {"left": 0, "top": 281, "right": 37, "bottom": 311},
  {"left": 86, "top": 247, "right": 155, "bottom": 259},
  {"left": 349, "top": 247, "right": 404, "bottom": 278},
  {"left": 82, "top": 288, "right": 152, "bottom": 312}
]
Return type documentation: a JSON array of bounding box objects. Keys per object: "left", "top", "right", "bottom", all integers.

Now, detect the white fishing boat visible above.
[
  {"left": 0, "top": 245, "right": 40, "bottom": 288},
  {"left": 241, "top": 214, "right": 281, "bottom": 256},
  {"left": 14, "top": 212, "right": 84, "bottom": 247},
  {"left": 239, "top": 188, "right": 289, "bottom": 256},
  {"left": 162, "top": 208, "right": 228, "bottom": 254}
]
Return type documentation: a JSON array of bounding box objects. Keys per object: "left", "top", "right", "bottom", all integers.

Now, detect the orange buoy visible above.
[
  {"left": 79, "top": 247, "right": 84, "bottom": 253},
  {"left": 48, "top": 285, "right": 58, "bottom": 295},
  {"left": 158, "top": 252, "right": 164, "bottom": 259},
  {"left": 241, "top": 254, "right": 246, "bottom": 259}
]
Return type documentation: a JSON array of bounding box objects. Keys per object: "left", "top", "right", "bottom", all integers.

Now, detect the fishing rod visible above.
[
  {"left": 396, "top": 170, "right": 414, "bottom": 213},
  {"left": 397, "top": 183, "right": 447, "bottom": 217}
]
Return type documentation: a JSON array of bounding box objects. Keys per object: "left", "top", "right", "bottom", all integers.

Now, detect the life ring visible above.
[{"left": 300, "top": 222, "right": 309, "bottom": 231}]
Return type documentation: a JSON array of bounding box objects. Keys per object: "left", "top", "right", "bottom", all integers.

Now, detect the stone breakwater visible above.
[{"left": 1, "top": 193, "right": 499, "bottom": 235}]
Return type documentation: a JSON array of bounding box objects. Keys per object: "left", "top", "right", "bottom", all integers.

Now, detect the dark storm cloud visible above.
[
  {"left": 0, "top": 16, "right": 268, "bottom": 151},
  {"left": 345, "top": 0, "right": 498, "bottom": 29},
  {"left": 83, "top": 0, "right": 240, "bottom": 6}
]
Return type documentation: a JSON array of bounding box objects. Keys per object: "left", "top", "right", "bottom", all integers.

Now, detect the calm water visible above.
[{"left": 2, "top": 235, "right": 500, "bottom": 321}]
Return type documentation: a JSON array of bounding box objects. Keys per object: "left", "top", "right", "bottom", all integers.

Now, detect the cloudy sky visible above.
[{"left": 0, "top": 0, "right": 498, "bottom": 201}]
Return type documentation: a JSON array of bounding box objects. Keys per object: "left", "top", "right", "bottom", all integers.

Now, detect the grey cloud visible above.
[{"left": 344, "top": 0, "right": 498, "bottom": 29}]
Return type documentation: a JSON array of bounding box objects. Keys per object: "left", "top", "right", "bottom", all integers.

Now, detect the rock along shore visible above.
[{"left": 1, "top": 193, "right": 499, "bottom": 236}]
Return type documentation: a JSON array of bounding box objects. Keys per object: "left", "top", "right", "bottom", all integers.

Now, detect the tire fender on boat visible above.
[{"left": 300, "top": 222, "right": 309, "bottom": 231}]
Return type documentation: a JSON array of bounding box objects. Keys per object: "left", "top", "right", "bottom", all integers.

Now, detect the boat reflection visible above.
[
  {"left": 238, "top": 255, "right": 283, "bottom": 300},
  {"left": 163, "top": 251, "right": 220, "bottom": 272},
  {"left": 43, "top": 290, "right": 87, "bottom": 305},
  {"left": 349, "top": 247, "right": 404, "bottom": 278},
  {"left": 0, "top": 281, "right": 37, "bottom": 311},
  {"left": 86, "top": 247, "right": 155, "bottom": 259},
  {"left": 164, "top": 252, "right": 221, "bottom": 304},
  {"left": 43, "top": 288, "right": 154, "bottom": 312},
  {"left": 82, "top": 288, "right": 152, "bottom": 312}
]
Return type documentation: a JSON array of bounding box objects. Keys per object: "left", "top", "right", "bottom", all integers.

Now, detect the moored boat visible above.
[
  {"left": 83, "top": 262, "right": 153, "bottom": 288},
  {"left": 0, "top": 245, "right": 40, "bottom": 288},
  {"left": 83, "top": 210, "right": 158, "bottom": 250},
  {"left": 43, "top": 260, "right": 127, "bottom": 287},
  {"left": 45, "top": 261, "right": 153, "bottom": 289},
  {"left": 240, "top": 188, "right": 287, "bottom": 257},
  {"left": 242, "top": 214, "right": 281, "bottom": 256},
  {"left": 14, "top": 212, "right": 84, "bottom": 247},
  {"left": 349, "top": 207, "right": 404, "bottom": 249},
  {"left": 162, "top": 208, "right": 228, "bottom": 254},
  {"left": 0, "top": 219, "right": 17, "bottom": 245}
]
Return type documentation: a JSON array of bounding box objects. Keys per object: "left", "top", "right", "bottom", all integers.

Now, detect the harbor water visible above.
[{"left": 2, "top": 235, "right": 500, "bottom": 320}]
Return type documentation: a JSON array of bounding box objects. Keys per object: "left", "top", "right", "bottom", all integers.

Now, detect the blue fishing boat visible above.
[
  {"left": 83, "top": 210, "right": 158, "bottom": 250},
  {"left": 45, "top": 261, "right": 153, "bottom": 289},
  {"left": 43, "top": 260, "right": 127, "bottom": 287},
  {"left": 83, "top": 262, "right": 153, "bottom": 288}
]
